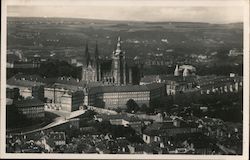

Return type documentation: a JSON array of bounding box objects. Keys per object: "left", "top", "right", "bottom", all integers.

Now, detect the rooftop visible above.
[
  {"left": 49, "top": 132, "right": 66, "bottom": 141},
  {"left": 88, "top": 83, "right": 165, "bottom": 94},
  {"left": 14, "top": 98, "right": 44, "bottom": 107},
  {"left": 8, "top": 73, "right": 45, "bottom": 83},
  {"left": 7, "top": 79, "right": 45, "bottom": 88},
  {"left": 95, "top": 114, "right": 141, "bottom": 122}
]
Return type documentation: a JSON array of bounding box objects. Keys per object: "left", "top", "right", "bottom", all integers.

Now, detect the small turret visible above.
[
  {"left": 174, "top": 65, "right": 180, "bottom": 76},
  {"left": 183, "top": 68, "right": 189, "bottom": 77}
]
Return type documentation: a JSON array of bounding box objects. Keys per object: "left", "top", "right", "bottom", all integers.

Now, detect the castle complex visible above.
[{"left": 82, "top": 37, "right": 141, "bottom": 85}]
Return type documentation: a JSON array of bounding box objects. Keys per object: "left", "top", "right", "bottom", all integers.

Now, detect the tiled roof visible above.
[
  {"left": 14, "top": 98, "right": 44, "bottom": 107},
  {"left": 7, "top": 79, "right": 45, "bottom": 88},
  {"left": 44, "top": 77, "right": 87, "bottom": 91},
  {"left": 88, "top": 83, "right": 165, "bottom": 94},
  {"left": 8, "top": 73, "right": 45, "bottom": 83},
  {"left": 143, "top": 120, "right": 198, "bottom": 136},
  {"left": 46, "top": 83, "right": 85, "bottom": 92}
]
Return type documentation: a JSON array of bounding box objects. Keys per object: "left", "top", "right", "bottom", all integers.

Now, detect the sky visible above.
[{"left": 7, "top": 0, "right": 244, "bottom": 24}]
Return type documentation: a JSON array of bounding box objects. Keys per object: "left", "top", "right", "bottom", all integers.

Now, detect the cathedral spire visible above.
[
  {"left": 94, "top": 40, "right": 99, "bottom": 61},
  {"left": 85, "top": 41, "right": 90, "bottom": 67},
  {"left": 116, "top": 36, "right": 121, "bottom": 51}
]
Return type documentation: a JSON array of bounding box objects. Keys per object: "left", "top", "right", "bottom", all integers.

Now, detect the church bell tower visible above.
[{"left": 112, "top": 37, "right": 126, "bottom": 85}]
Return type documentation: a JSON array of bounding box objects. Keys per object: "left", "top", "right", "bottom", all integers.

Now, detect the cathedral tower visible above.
[
  {"left": 112, "top": 37, "right": 126, "bottom": 85},
  {"left": 85, "top": 41, "right": 90, "bottom": 67},
  {"left": 93, "top": 41, "right": 101, "bottom": 81}
]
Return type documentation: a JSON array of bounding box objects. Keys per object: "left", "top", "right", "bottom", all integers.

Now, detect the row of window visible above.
[{"left": 20, "top": 107, "right": 44, "bottom": 111}]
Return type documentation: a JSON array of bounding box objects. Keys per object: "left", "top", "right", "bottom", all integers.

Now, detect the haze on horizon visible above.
[{"left": 8, "top": 5, "right": 243, "bottom": 24}]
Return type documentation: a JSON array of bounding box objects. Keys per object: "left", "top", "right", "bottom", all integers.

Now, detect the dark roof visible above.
[
  {"left": 143, "top": 120, "right": 198, "bottom": 136},
  {"left": 14, "top": 98, "right": 44, "bottom": 107},
  {"left": 140, "top": 75, "right": 159, "bottom": 83},
  {"left": 200, "top": 117, "right": 215, "bottom": 123},
  {"left": 7, "top": 54, "right": 20, "bottom": 63},
  {"left": 44, "top": 77, "right": 86, "bottom": 86},
  {"left": 88, "top": 83, "right": 165, "bottom": 94},
  {"left": 96, "top": 114, "right": 141, "bottom": 122},
  {"left": 143, "top": 122, "right": 171, "bottom": 136},
  {"left": 8, "top": 73, "right": 45, "bottom": 83},
  {"left": 7, "top": 79, "right": 45, "bottom": 88},
  {"left": 116, "top": 138, "right": 130, "bottom": 147},
  {"left": 44, "top": 77, "right": 88, "bottom": 91},
  {"left": 46, "top": 83, "right": 85, "bottom": 92}
]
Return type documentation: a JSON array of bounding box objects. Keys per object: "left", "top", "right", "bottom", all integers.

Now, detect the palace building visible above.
[
  {"left": 82, "top": 37, "right": 141, "bottom": 85},
  {"left": 86, "top": 83, "right": 166, "bottom": 110}
]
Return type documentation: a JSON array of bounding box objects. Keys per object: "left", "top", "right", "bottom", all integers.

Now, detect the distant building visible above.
[
  {"left": 95, "top": 114, "right": 143, "bottom": 133},
  {"left": 174, "top": 64, "right": 196, "bottom": 77},
  {"left": 140, "top": 74, "right": 197, "bottom": 95},
  {"left": 49, "top": 132, "right": 66, "bottom": 146},
  {"left": 14, "top": 98, "right": 45, "bottom": 119},
  {"left": 197, "top": 75, "right": 243, "bottom": 94},
  {"left": 44, "top": 77, "right": 86, "bottom": 106},
  {"left": 7, "top": 76, "right": 45, "bottom": 101},
  {"left": 142, "top": 120, "right": 201, "bottom": 144},
  {"left": 6, "top": 87, "right": 20, "bottom": 100},
  {"left": 140, "top": 75, "right": 161, "bottom": 85},
  {"left": 7, "top": 50, "right": 41, "bottom": 69}
]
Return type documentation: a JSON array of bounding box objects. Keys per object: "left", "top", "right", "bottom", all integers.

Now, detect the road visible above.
[{"left": 12, "top": 108, "right": 87, "bottom": 135}]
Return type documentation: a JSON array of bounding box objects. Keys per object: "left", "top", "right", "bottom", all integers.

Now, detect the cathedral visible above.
[{"left": 81, "top": 37, "right": 142, "bottom": 85}]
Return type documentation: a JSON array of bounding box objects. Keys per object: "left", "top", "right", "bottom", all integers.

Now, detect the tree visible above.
[
  {"left": 126, "top": 99, "right": 139, "bottom": 113},
  {"left": 114, "top": 107, "right": 122, "bottom": 113},
  {"left": 140, "top": 104, "right": 148, "bottom": 112}
]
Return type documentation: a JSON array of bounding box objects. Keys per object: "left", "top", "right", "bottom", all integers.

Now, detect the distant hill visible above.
[
  {"left": 7, "top": 16, "right": 243, "bottom": 26},
  {"left": 7, "top": 16, "right": 243, "bottom": 62}
]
